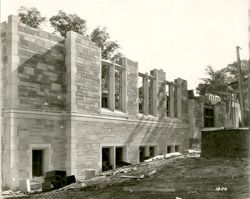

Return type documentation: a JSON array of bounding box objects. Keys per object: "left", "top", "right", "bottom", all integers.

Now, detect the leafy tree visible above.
[
  {"left": 197, "top": 60, "right": 248, "bottom": 96},
  {"left": 196, "top": 66, "right": 228, "bottom": 96},
  {"left": 224, "top": 60, "right": 248, "bottom": 83},
  {"left": 90, "top": 27, "right": 122, "bottom": 60},
  {"left": 49, "top": 10, "right": 87, "bottom": 37},
  {"left": 17, "top": 6, "right": 46, "bottom": 28}
]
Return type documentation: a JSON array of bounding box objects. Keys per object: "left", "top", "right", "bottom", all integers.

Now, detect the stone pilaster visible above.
[
  {"left": 6, "top": 15, "right": 19, "bottom": 109},
  {"left": 175, "top": 78, "right": 182, "bottom": 119},
  {"left": 126, "top": 59, "right": 138, "bottom": 118},
  {"left": 143, "top": 74, "right": 149, "bottom": 115},
  {"left": 121, "top": 58, "right": 128, "bottom": 113},
  {"left": 169, "top": 83, "right": 174, "bottom": 118},
  {"left": 150, "top": 69, "right": 158, "bottom": 117},
  {"left": 4, "top": 15, "right": 20, "bottom": 189},
  {"left": 65, "top": 31, "right": 77, "bottom": 113}
]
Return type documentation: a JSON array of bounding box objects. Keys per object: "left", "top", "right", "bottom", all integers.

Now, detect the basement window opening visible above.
[
  {"left": 139, "top": 147, "right": 146, "bottom": 162},
  {"left": 167, "top": 146, "right": 172, "bottom": 153},
  {"left": 115, "top": 147, "right": 126, "bottom": 168},
  {"left": 149, "top": 146, "right": 155, "bottom": 158},
  {"left": 32, "top": 150, "right": 43, "bottom": 177},
  {"left": 175, "top": 145, "right": 180, "bottom": 152},
  {"left": 102, "top": 147, "right": 113, "bottom": 171}
]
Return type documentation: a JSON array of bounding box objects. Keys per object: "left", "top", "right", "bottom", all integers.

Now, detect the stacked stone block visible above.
[
  {"left": 126, "top": 59, "right": 138, "bottom": 118},
  {"left": 18, "top": 23, "right": 66, "bottom": 111},
  {"left": 1, "top": 15, "right": 193, "bottom": 189}
]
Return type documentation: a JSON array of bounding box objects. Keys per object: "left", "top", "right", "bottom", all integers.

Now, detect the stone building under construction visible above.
[{"left": 0, "top": 15, "right": 230, "bottom": 190}]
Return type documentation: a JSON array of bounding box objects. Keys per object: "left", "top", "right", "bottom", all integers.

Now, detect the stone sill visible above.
[{"left": 99, "top": 108, "right": 129, "bottom": 119}]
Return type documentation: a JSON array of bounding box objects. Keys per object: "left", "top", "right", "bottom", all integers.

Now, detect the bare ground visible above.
[{"left": 9, "top": 155, "right": 250, "bottom": 199}]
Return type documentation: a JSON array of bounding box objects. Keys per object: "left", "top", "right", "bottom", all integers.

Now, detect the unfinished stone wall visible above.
[
  {"left": 17, "top": 23, "right": 66, "bottom": 111},
  {"left": 126, "top": 59, "right": 138, "bottom": 118},
  {"left": 1, "top": 15, "right": 193, "bottom": 189},
  {"left": 1, "top": 22, "right": 7, "bottom": 108},
  {"left": 201, "top": 129, "right": 249, "bottom": 158},
  {"left": 72, "top": 117, "right": 190, "bottom": 179},
  {"left": 65, "top": 32, "right": 101, "bottom": 114},
  {"left": 1, "top": 16, "right": 67, "bottom": 190}
]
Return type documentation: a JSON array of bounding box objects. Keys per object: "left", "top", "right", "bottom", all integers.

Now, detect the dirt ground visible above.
[{"left": 8, "top": 154, "right": 250, "bottom": 199}]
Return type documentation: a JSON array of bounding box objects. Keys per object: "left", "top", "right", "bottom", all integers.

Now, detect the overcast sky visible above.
[{"left": 1, "top": 0, "right": 248, "bottom": 90}]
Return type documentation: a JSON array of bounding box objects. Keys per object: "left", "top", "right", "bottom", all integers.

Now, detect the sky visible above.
[{"left": 1, "top": 0, "right": 248, "bottom": 90}]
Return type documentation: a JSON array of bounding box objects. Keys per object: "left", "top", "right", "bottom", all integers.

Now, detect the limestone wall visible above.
[
  {"left": 1, "top": 15, "right": 193, "bottom": 189},
  {"left": 126, "top": 59, "right": 138, "bottom": 118},
  {"left": 72, "top": 116, "right": 190, "bottom": 178},
  {"left": 2, "top": 112, "right": 66, "bottom": 189},
  {"left": 17, "top": 23, "right": 66, "bottom": 111}
]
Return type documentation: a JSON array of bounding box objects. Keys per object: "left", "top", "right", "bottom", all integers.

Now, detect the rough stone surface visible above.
[
  {"left": 18, "top": 24, "right": 66, "bottom": 111},
  {"left": 74, "top": 35, "right": 101, "bottom": 114},
  {"left": 1, "top": 16, "right": 194, "bottom": 190},
  {"left": 201, "top": 129, "right": 249, "bottom": 158}
]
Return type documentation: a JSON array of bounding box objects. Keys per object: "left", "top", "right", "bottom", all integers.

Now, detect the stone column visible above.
[
  {"left": 169, "top": 83, "right": 174, "bottom": 118},
  {"left": 175, "top": 78, "right": 182, "bottom": 119},
  {"left": 143, "top": 74, "right": 149, "bottom": 115},
  {"left": 120, "top": 58, "right": 128, "bottom": 113},
  {"left": 150, "top": 70, "right": 158, "bottom": 117},
  {"left": 154, "top": 69, "right": 166, "bottom": 119},
  {"left": 109, "top": 63, "right": 115, "bottom": 111}
]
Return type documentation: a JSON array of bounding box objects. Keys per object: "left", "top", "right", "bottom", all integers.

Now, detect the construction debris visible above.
[
  {"left": 121, "top": 174, "right": 145, "bottom": 179},
  {"left": 185, "top": 148, "right": 201, "bottom": 154},
  {"left": 144, "top": 152, "right": 182, "bottom": 162},
  {"left": 42, "top": 170, "right": 76, "bottom": 192}
]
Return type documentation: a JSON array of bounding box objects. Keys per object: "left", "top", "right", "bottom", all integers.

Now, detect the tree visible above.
[
  {"left": 196, "top": 66, "right": 228, "bottom": 96},
  {"left": 90, "top": 27, "right": 122, "bottom": 61},
  {"left": 49, "top": 10, "right": 87, "bottom": 37},
  {"left": 224, "top": 60, "right": 248, "bottom": 83},
  {"left": 196, "top": 60, "right": 248, "bottom": 96},
  {"left": 17, "top": 6, "right": 46, "bottom": 28}
]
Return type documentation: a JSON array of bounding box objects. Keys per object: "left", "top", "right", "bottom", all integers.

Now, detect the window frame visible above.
[{"left": 101, "top": 60, "right": 126, "bottom": 113}]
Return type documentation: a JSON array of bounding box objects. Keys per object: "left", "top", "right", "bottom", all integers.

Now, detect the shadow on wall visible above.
[
  {"left": 16, "top": 39, "right": 67, "bottom": 111},
  {"left": 124, "top": 98, "right": 189, "bottom": 162}
]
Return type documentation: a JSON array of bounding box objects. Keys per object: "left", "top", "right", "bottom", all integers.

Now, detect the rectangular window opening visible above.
[
  {"left": 101, "top": 65, "right": 109, "bottom": 108},
  {"left": 139, "top": 147, "right": 145, "bottom": 162},
  {"left": 166, "top": 84, "right": 170, "bottom": 117},
  {"left": 167, "top": 146, "right": 172, "bottom": 154},
  {"left": 148, "top": 78, "right": 153, "bottom": 115},
  {"left": 32, "top": 150, "right": 43, "bottom": 177},
  {"left": 115, "top": 68, "right": 122, "bottom": 110},
  {"left": 175, "top": 145, "right": 179, "bottom": 152},
  {"left": 102, "top": 147, "right": 112, "bottom": 171},
  {"left": 149, "top": 146, "right": 155, "bottom": 158},
  {"left": 138, "top": 76, "right": 144, "bottom": 114},
  {"left": 174, "top": 85, "right": 177, "bottom": 118},
  {"left": 115, "top": 147, "right": 125, "bottom": 168},
  {"left": 204, "top": 105, "right": 214, "bottom": 127}
]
